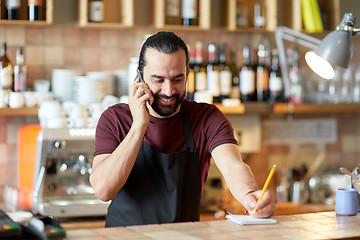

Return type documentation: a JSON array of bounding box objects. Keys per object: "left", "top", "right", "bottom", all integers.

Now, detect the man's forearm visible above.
[{"left": 90, "top": 125, "right": 146, "bottom": 201}]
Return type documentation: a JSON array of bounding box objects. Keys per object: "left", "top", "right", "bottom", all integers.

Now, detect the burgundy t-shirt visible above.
[{"left": 94, "top": 99, "right": 238, "bottom": 188}]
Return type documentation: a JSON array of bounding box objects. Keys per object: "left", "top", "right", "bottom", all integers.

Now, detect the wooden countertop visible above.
[
  {"left": 60, "top": 202, "right": 335, "bottom": 230},
  {"left": 64, "top": 211, "right": 360, "bottom": 240}
]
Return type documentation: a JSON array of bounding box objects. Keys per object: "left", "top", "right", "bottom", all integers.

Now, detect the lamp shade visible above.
[
  {"left": 315, "top": 30, "right": 353, "bottom": 68},
  {"left": 305, "top": 30, "right": 353, "bottom": 80}
]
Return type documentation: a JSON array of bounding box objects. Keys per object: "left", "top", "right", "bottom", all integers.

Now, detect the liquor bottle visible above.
[
  {"left": 186, "top": 47, "right": 196, "bottom": 100},
  {"left": 182, "top": 0, "right": 198, "bottom": 26},
  {"left": 6, "top": 0, "right": 21, "bottom": 20},
  {"left": 256, "top": 44, "right": 270, "bottom": 102},
  {"left": 194, "top": 41, "right": 207, "bottom": 93},
  {"left": 253, "top": 2, "right": 265, "bottom": 29},
  {"left": 218, "top": 42, "right": 232, "bottom": 100},
  {"left": 288, "top": 47, "right": 302, "bottom": 103},
  {"left": 14, "top": 47, "right": 27, "bottom": 92},
  {"left": 239, "top": 45, "right": 256, "bottom": 102},
  {"left": 207, "top": 43, "right": 220, "bottom": 103},
  {"left": 0, "top": 43, "right": 13, "bottom": 90},
  {"left": 165, "top": 0, "right": 182, "bottom": 25},
  {"left": 229, "top": 49, "right": 240, "bottom": 99},
  {"left": 89, "top": 0, "right": 104, "bottom": 23},
  {"left": 268, "top": 48, "right": 283, "bottom": 103},
  {"left": 28, "top": 0, "right": 44, "bottom": 21}
]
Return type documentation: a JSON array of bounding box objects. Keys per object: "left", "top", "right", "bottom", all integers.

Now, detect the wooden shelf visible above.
[
  {"left": 0, "top": 107, "right": 38, "bottom": 116},
  {"left": 273, "top": 103, "right": 360, "bottom": 114},
  {"left": 2, "top": 103, "right": 360, "bottom": 117},
  {"left": 0, "top": 0, "right": 53, "bottom": 25},
  {"left": 78, "top": 0, "right": 133, "bottom": 28},
  {"left": 215, "top": 102, "right": 360, "bottom": 115}
]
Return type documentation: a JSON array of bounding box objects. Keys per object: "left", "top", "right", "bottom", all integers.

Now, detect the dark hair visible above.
[{"left": 138, "top": 31, "right": 189, "bottom": 73}]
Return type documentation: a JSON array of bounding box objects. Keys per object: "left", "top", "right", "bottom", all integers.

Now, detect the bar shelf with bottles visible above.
[
  {"left": 0, "top": 0, "right": 53, "bottom": 25},
  {"left": 154, "top": 0, "right": 210, "bottom": 30},
  {"left": 78, "top": 0, "right": 133, "bottom": 28}
]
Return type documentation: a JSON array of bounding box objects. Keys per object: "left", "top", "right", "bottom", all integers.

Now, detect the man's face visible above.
[{"left": 143, "top": 48, "right": 188, "bottom": 117}]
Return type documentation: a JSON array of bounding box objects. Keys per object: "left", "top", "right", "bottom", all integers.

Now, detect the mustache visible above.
[{"left": 154, "top": 93, "right": 179, "bottom": 99}]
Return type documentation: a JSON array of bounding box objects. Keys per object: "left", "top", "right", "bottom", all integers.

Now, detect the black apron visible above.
[{"left": 105, "top": 104, "right": 201, "bottom": 227}]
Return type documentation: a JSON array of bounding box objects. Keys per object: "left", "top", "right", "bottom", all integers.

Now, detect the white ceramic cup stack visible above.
[
  {"left": 113, "top": 70, "right": 129, "bottom": 97},
  {"left": 38, "top": 100, "right": 67, "bottom": 128},
  {"left": 51, "top": 69, "right": 77, "bottom": 102},
  {"left": 63, "top": 101, "right": 89, "bottom": 128}
]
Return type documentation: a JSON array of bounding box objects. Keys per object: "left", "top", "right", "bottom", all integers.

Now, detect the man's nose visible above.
[{"left": 162, "top": 80, "right": 175, "bottom": 96}]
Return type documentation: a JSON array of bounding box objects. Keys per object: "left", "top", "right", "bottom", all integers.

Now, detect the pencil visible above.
[{"left": 254, "top": 165, "right": 276, "bottom": 212}]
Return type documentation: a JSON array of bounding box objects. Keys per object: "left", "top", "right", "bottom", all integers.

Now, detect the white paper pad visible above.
[{"left": 226, "top": 213, "right": 277, "bottom": 225}]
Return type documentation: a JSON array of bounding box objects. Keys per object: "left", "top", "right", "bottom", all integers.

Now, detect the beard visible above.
[{"left": 151, "top": 92, "right": 185, "bottom": 117}]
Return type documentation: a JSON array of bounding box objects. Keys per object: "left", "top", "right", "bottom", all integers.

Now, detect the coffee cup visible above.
[
  {"left": 335, "top": 188, "right": 359, "bottom": 216},
  {"left": 8, "top": 92, "right": 25, "bottom": 108},
  {"left": 0, "top": 89, "right": 10, "bottom": 108}
]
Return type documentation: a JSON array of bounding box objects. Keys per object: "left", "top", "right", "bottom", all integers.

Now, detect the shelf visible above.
[
  {"left": 215, "top": 102, "right": 360, "bottom": 115},
  {"left": 78, "top": 0, "right": 133, "bottom": 28},
  {"left": 0, "top": 0, "right": 53, "bottom": 25},
  {"left": 273, "top": 103, "right": 360, "bottom": 114},
  {"left": 0, "top": 107, "right": 38, "bottom": 117},
  {"left": 154, "top": 0, "right": 210, "bottom": 30}
]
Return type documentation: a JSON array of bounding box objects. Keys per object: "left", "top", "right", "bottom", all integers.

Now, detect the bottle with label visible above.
[
  {"left": 253, "top": 2, "right": 265, "bottom": 29},
  {"left": 28, "top": 0, "right": 44, "bottom": 21},
  {"left": 182, "top": 0, "right": 198, "bottom": 26},
  {"left": 288, "top": 47, "right": 302, "bottom": 103},
  {"left": 194, "top": 41, "right": 207, "bottom": 93},
  {"left": 207, "top": 43, "right": 220, "bottom": 103},
  {"left": 268, "top": 48, "right": 283, "bottom": 103},
  {"left": 239, "top": 45, "right": 256, "bottom": 102},
  {"left": 229, "top": 49, "right": 240, "bottom": 99},
  {"left": 14, "top": 47, "right": 27, "bottom": 92},
  {"left": 89, "top": 0, "right": 104, "bottom": 23},
  {"left": 218, "top": 42, "right": 232, "bottom": 100},
  {"left": 6, "top": 0, "right": 21, "bottom": 20},
  {"left": 256, "top": 44, "right": 270, "bottom": 102},
  {"left": 186, "top": 47, "right": 196, "bottom": 100},
  {"left": 236, "top": 0, "right": 248, "bottom": 28},
  {"left": 0, "top": 43, "right": 13, "bottom": 90},
  {"left": 165, "top": 0, "right": 182, "bottom": 25}
]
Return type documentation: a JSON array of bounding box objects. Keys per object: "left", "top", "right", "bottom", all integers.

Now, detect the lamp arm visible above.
[{"left": 275, "top": 26, "right": 321, "bottom": 99}]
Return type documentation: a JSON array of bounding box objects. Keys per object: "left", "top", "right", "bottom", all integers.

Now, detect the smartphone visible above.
[{"left": 134, "top": 71, "right": 144, "bottom": 82}]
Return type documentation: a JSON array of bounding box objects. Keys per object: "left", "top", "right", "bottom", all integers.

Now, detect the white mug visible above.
[
  {"left": 0, "top": 89, "right": 10, "bottom": 108},
  {"left": 24, "top": 91, "right": 37, "bottom": 107},
  {"left": 8, "top": 92, "right": 25, "bottom": 108}
]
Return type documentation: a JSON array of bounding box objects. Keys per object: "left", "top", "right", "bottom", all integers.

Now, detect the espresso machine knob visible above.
[{"left": 54, "top": 140, "right": 66, "bottom": 149}]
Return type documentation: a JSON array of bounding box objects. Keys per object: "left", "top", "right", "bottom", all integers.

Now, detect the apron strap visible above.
[{"left": 180, "top": 103, "right": 195, "bottom": 149}]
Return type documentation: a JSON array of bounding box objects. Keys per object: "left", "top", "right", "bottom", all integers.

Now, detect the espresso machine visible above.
[{"left": 18, "top": 126, "right": 110, "bottom": 218}]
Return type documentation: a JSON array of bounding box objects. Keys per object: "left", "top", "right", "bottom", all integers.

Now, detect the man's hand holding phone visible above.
[{"left": 129, "top": 71, "right": 154, "bottom": 129}]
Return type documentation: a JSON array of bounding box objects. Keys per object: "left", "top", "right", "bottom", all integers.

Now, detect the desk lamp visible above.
[{"left": 275, "top": 13, "right": 360, "bottom": 99}]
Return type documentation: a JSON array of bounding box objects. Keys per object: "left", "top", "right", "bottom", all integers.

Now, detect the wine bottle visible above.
[
  {"left": 186, "top": 47, "right": 196, "bottom": 100},
  {"left": 165, "top": 0, "right": 181, "bottom": 25},
  {"left": 256, "top": 44, "right": 270, "bottom": 102},
  {"left": 28, "top": 0, "right": 44, "bottom": 21},
  {"left": 207, "top": 43, "right": 220, "bottom": 103},
  {"left": 269, "top": 48, "right": 284, "bottom": 103},
  {"left": 6, "top": 0, "right": 21, "bottom": 20},
  {"left": 182, "top": 0, "right": 198, "bottom": 26},
  {"left": 14, "top": 47, "right": 27, "bottom": 92},
  {"left": 239, "top": 45, "right": 256, "bottom": 102},
  {"left": 0, "top": 43, "right": 13, "bottom": 90},
  {"left": 229, "top": 49, "right": 240, "bottom": 99},
  {"left": 89, "top": 0, "right": 104, "bottom": 23},
  {"left": 218, "top": 42, "right": 232, "bottom": 100},
  {"left": 194, "top": 41, "right": 207, "bottom": 92}
]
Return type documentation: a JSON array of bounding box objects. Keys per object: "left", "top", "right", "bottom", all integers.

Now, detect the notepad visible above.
[{"left": 226, "top": 213, "right": 277, "bottom": 225}]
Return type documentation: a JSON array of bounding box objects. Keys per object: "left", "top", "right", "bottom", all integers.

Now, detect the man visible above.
[{"left": 90, "top": 31, "right": 276, "bottom": 227}]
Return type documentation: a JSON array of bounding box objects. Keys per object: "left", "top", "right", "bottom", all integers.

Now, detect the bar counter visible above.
[{"left": 64, "top": 212, "right": 360, "bottom": 240}]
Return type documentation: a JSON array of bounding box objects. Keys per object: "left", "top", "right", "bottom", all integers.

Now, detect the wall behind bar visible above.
[{"left": 1, "top": 25, "right": 360, "bottom": 205}]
